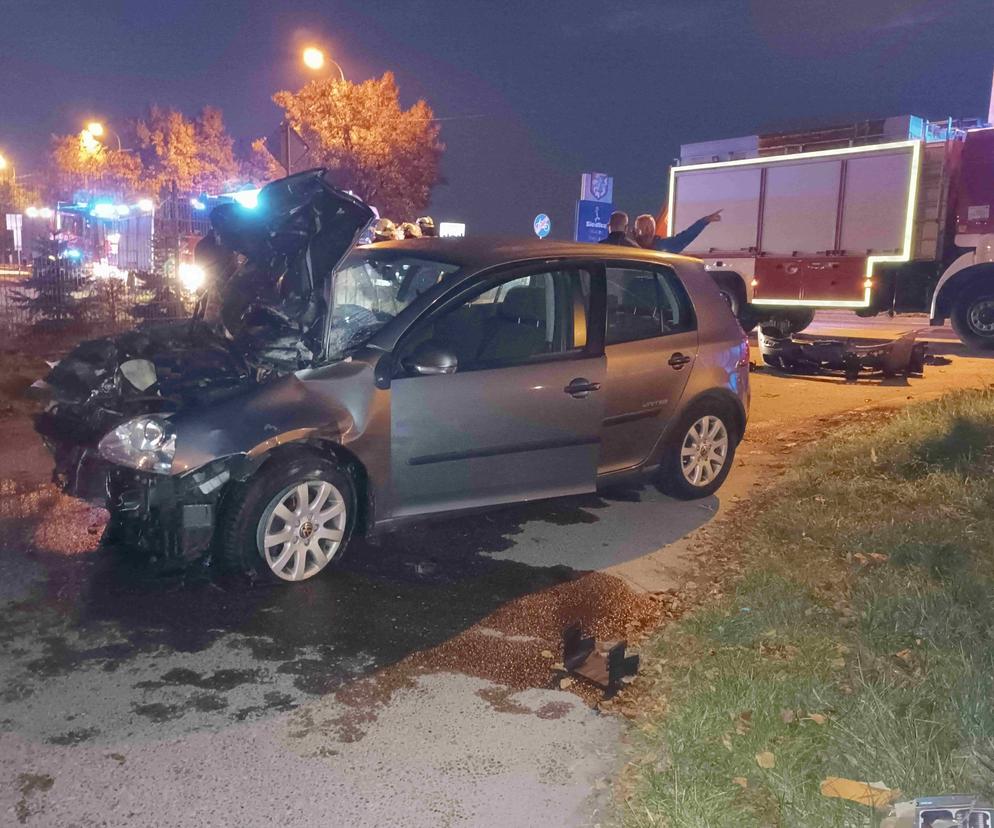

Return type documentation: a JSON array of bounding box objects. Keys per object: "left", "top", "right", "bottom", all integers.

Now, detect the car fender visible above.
[
  {"left": 168, "top": 366, "right": 367, "bottom": 475},
  {"left": 648, "top": 386, "right": 748, "bottom": 468}
]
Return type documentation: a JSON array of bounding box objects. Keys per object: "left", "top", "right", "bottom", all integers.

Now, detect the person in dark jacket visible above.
[
  {"left": 634, "top": 210, "right": 722, "bottom": 252},
  {"left": 599, "top": 211, "right": 637, "bottom": 247}
]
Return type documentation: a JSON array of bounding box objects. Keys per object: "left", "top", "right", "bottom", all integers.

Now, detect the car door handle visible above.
[
  {"left": 564, "top": 378, "right": 601, "bottom": 397},
  {"left": 668, "top": 352, "right": 692, "bottom": 369}
]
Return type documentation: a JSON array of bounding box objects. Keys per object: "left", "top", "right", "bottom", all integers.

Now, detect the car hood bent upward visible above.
[
  {"left": 34, "top": 170, "right": 374, "bottom": 477},
  {"left": 208, "top": 169, "right": 374, "bottom": 361}
]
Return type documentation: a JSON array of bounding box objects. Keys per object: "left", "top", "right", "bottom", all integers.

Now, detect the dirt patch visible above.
[
  {"left": 46, "top": 727, "right": 100, "bottom": 746},
  {"left": 232, "top": 691, "right": 297, "bottom": 722},
  {"left": 0, "top": 347, "right": 49, "bottom": 415},
  {"left": 153, "top": 667, "right": 261, "bottom": 692},
  {"left": 189, "top": 692, "right": 229, "bottom": 713},
  {"left": 15, "top": 772, "right": 54, "bottom": 824},
  {"left": 476, "top": 686, "right": 533, "bottom": 715},
  {"left": 284, "top": 570, "right": 669, "bottom": 746},
  {"left": 535, "top": 701, "right": 573, "bottom": 720},
  {"left": 131, "top": 702, "right": 184, "bottom": 723},
  {"left": 0, "top": 478, "right": 106, "bottom": 558}
]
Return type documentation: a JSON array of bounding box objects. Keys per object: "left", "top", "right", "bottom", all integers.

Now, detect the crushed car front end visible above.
[{"left": 34, "top": 170, "right": 375, "bottom": 565}]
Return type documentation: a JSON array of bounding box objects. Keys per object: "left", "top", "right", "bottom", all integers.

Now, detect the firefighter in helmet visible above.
[
  {"left": 372, "top": 218, "right": 398, "bottom": 243},
  {"left": 416, "top": 216, "right": 436, "bottom": 237}
]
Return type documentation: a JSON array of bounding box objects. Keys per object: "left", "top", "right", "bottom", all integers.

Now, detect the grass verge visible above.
[{"left": 619, "top": 387, "right": 994, "bottom": 827}]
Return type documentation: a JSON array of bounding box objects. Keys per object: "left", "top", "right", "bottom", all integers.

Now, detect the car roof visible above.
[{"left": 354, "top": 236, "right": 699, "bottom": 275}]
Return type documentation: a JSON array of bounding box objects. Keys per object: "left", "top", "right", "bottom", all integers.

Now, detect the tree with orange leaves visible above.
[
  {"left": 272, "top": 71, "right": 444, "bottom": 218},
  {"left": 49, "top": 131, "right": 143, "bottom": 199}
]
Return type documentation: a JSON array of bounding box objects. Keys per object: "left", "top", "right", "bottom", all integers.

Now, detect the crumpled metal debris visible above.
[{"left": 759, "top": 329, "right": 926, "bottom": 380}]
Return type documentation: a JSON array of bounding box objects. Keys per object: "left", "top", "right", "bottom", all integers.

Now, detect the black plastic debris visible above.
[
  {"left": 759, "top": 329, "right": 927, "bottom": 381},
  {"left": 562, "top": 621, "right": 639, "bottom": 697}
]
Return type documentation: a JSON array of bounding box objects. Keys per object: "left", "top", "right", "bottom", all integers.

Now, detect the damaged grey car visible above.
[{"left": 36, "top": 169, "right": 750, "bottom": 583}]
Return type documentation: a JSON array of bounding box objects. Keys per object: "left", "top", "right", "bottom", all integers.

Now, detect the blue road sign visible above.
[
  {"left": 533, "top": 213, "right": 551, "bottom": 238},
  {"left": 574, "top": 200, "right": 612, "bottom": 243}
]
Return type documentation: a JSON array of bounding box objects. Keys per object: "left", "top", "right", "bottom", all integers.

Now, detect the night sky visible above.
[{"left": 2, "top": 0, "right": 992, "bottom": 236}]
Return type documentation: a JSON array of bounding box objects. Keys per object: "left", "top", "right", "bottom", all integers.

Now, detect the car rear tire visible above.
[
  {"left": 659, "top": 401, "right": 738, "bottom": 500},
  {"left": 951, "top": 291, "right": 994, "bottom": 350},
  {"left": 218, "top": 453, "right": 356, "bottom": 583}
]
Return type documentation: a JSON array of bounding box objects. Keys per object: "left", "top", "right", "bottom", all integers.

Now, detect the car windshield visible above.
[{"left": 326, "top": 252, "right": 461, "bottom": 359}]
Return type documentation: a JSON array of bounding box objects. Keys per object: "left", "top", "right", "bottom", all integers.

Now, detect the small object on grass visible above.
[
  {"left": 820, "top": 777, "right": 899, "bottom": 808},
  {"left": 755, "top": 751, "right": 776, "bottom": 769},
  {"left": 732, "top": 777, "right": 748, "bottom": 789}
]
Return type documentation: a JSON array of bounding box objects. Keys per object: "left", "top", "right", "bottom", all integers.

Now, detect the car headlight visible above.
[{"left": 98, "top": 416, "right": 177, "bottom": 474}]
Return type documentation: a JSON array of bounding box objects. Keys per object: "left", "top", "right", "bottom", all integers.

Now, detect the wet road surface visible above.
[
  {"left": 0, "top": 463, "right": 690, "bottom": 826},
  {"left": 2, "top": 320, "right": 992, "bottom": 826}
]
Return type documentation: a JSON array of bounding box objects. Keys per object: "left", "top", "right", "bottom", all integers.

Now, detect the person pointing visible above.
[{"left": 634, "top": 210, "right": 723, "bottom": 252}]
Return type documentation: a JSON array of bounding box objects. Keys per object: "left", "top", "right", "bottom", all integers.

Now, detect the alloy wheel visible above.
[
  {"left": 257, "top": 479, "right": 347, "bottom": 582},
  {"left": 680, "top": 415, "right": 729, "bottom": 488}
]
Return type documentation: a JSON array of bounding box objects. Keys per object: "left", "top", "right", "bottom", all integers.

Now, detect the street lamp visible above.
[
  {"left": 301, "top": 46, "right": 345, "bottom": 81},
  {"left": 0, "top": 152, "right": 15, "bottom": 183},
  {"left": 85, "top": 121, "right": 123, "bottom": 151}
]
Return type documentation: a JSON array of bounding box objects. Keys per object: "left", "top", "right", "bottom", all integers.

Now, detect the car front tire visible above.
[
  {"left": 659, "top": 401, "right": 738, "bottom": 499},
  {"left": 218, "top": 452, "right": 357, "bottom": 583}
]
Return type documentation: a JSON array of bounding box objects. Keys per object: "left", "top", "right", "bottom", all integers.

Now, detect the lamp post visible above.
[
  {"left": 278, "top": 47, "right": 346, "bottom": 176},
  {"left": 301, "top": 47, "right": 345, "bottom": 82},
  {"left": 85, "top": 121, "right": 123, "bottom": 152}
]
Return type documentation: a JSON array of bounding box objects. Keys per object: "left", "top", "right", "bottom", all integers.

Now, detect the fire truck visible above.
[{"left": 668, "top": 114, "right": 994, "bottom": 347}]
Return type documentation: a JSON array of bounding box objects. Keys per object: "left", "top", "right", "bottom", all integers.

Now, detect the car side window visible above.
[
  {"left": 398, "top": 268, "right": 591, "bottom": 374},
  {"left": 605, "top": 266, "right": 696, "bottom": 345}
]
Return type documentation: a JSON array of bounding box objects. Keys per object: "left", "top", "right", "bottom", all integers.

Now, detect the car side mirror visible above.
[{"left": 402, "top": 342, "right": 458, "bottom": 376}]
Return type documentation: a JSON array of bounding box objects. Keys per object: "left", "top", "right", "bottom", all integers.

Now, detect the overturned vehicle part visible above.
[
  {"left": 34, "top": 170, "right": 375, "bottom": 569},
  {"left": 758, "top": 329, "right": 926, "bottom": 380}
]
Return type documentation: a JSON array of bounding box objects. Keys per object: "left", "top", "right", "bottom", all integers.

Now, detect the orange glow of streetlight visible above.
[
  {"left": 86, "top": 121, "right": 105, "bottom": 138},
  {"left": 0, "top": 154, "right": 7, "bottom": 170},
  {"left": 302, "top": 47, "right": 325, "bottom": 71}
]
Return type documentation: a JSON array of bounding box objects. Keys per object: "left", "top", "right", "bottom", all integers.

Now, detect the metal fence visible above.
[{"left": 0, "top": 277, "right": 193, "bottom": 343}]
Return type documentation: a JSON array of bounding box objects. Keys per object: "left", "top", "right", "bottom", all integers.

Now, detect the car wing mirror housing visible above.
[{"left": 402, "top": 342, "right": 458, "bottom": 376}]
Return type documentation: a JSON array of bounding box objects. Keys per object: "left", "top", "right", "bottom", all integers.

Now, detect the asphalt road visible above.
[{"left": 1, "top": 315, "right": 991, "bottom": 827}]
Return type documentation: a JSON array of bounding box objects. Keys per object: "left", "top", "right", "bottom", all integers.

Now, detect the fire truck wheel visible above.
[
  {"left": 951, "top": 291, "right": 994, "bottom": 350},
  {"left": 759, "top": 309, "right": 815, "bottom": 338}
]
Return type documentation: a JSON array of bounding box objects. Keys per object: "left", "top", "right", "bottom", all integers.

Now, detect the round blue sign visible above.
[{"left": 533, "top": 213, "right": 551, "bottom": 239}]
